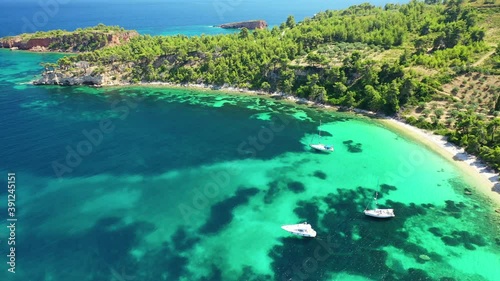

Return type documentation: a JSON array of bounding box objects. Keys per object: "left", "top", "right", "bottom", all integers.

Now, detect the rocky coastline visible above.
[
  {"left": 0, "top": 30, "right": 138, "bottom": 52},
  {"left": 33, "top": 71, "right": 106, "bottom": 86}
]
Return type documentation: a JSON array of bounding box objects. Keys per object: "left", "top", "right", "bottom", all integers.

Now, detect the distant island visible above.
[
  {"left": 0, "top": 24, "right": 138, "bottom": 52},
  {"left": 216, "top": 20, "right": 268, "bottom": 30},
  {"left": 18, "top": 1, "right": 500, "bottom": 172}
]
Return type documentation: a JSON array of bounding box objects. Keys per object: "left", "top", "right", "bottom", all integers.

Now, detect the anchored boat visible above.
[
  {"left": 364, "top": 192, "right": 395, "bottom": 218},
  {"left": 309, "top": 120, "right": 334, "bottom": 152},
  {"left": 281, "top": 222, "right": 317, "bottom": 237}
]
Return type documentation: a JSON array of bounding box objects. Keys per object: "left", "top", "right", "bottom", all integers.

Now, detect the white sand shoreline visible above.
[{"left": 378, "top": 118, "right": 500, "bottom": 207}]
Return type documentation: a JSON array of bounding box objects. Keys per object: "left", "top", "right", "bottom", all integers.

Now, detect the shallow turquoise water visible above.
[{"left": 0, "top": 49, "right": 499, "bottom": 281}]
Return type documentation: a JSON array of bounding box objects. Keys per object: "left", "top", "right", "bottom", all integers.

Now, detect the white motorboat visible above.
[
  {"left": 281, "top": 222, "right": 317, "bottom": 237},
  {"left": 364, "top": 192, "right": 395, "bottom": 218}
]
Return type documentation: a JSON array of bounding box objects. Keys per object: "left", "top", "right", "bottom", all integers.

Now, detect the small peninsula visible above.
[
  {"left": 29, "top": 1, "right": 500, "bottom": 174},
  {"left": 217, "top": 20, "right": 268, "bottom": 30},
  {"left": 0, "top": 24, "right": 138, "bottom": 52}
]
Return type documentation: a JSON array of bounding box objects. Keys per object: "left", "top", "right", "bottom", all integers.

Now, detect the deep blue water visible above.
[{"left": 0, "top": 0, "right": 408, "bottom": 37}]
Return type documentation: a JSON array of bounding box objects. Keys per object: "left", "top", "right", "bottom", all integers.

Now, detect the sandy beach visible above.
[{"left": 379, "top": 118, "right": 500, "bottom": 207}]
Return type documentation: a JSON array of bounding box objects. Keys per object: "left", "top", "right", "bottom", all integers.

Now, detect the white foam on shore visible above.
[{"left": 381, "top": 117, "right": 500, "bottom": 206}]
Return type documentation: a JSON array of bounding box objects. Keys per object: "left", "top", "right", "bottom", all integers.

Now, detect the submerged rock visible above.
[
  {"left": 464, "top": 243, "right": 476, "bottom": 250},
  {"left": 313, "top": 170, "right": 327, "bottom": 180},
  {"left": 419, "top": 254, "right": 431, "bottom": 261}
]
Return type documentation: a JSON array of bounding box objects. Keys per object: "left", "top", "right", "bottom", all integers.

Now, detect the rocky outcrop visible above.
[
  {"left": 0, "top": 37, "right": 52, "bottom": 50},
  {"left": 106, "top": 31, "right": 138, "bottom": 47},
  {"left": 0, "top": 30, "right": 138, "bottom": 52},
  {"left": 33, "top": 71, "right": 104, "bottom": 86},
  {"left": 217, "top": 20, "right": 268, "bottom": 30},
  {"left": 33, "top": 60, "right": 129, "bottom": 86}
]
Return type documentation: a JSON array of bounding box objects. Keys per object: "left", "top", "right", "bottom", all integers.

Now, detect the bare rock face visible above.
[
  {"left": 34, "top": 71, "right": 104, "bottom": 86},
  {"left": 0, "top": 37, "right": 51, "bottom": 50},
  {"left": 106, "top": 31, "right": 138, "bottom": 47},
  {"left": 217, "top": 20, "right": 268, "bottom": 30}
]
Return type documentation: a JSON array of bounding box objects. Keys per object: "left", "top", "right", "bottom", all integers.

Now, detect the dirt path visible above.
[{"left": 473, "top": 49, "right": 496, "bottom": 67}]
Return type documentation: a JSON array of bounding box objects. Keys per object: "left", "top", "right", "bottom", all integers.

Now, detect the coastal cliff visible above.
[
  {"left": 0, "top": 24, "right": 138, "bottom": 52},
  {"left": 34, "top": 71, "right": 106, "bottom": 86},
  {"left": 217, "top": 20, "right": 268, "bottom": 30},
  {"left": 34, "top": 60, "right": 120, "bottom": 86}
]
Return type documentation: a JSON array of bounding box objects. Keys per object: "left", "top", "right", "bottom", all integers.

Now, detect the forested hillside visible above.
[{"left": 41, "top": 0, "right": 500, "bottom": 170}]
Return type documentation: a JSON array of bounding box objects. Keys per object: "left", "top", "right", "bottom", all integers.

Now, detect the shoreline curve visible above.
[{"left": 33, "top": 80, "right": 500, "bottom": 207}]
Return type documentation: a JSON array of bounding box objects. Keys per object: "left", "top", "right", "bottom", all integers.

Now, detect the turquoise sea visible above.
[{"left": 1, "top": 1, "right": 500, "bottom": 281}]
